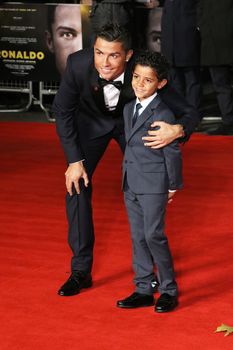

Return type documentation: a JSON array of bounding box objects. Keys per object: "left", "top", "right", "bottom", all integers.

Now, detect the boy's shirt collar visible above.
[{"left": 135, "top": 92, "right": 157, "bottom": 115}]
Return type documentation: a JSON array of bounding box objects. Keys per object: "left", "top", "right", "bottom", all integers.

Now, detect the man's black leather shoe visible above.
[
  {"left": 155, "top": 293, "right": 178, "bottom": 313},
  {"left": 58, "top": 271, "right": 92, "bottom": 296},
  {"left": 117, "top": 292, "right": 154, "bottom": 308}
]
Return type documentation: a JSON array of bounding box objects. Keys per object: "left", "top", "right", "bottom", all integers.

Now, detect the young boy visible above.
[{"left": 117, "top": 51, "right": 183, "bottom": 313}]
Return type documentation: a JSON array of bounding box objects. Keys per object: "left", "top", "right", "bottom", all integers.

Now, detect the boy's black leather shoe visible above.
[
  {"left": 155, "top": 293, "right": 178, "bottom": 313},
  {"left": 58, "top": 271, "right": 92, "bottom": 296},
  {"left": 117, "top": 292, "right": 154, "bottom": 308}
]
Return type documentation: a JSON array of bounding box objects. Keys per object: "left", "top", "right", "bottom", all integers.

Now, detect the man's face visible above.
[
  {"left": 132, "top": 64, "right": 167, "bottom": 101},
  {"left": 46, "top": 5, "right": 82, "bottom": 75},
  {"left": 94, "top": 37, "right": 133, "bottom": 81}
]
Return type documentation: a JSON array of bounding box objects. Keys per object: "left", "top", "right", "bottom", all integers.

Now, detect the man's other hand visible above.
[{"left": 65, "top": 161, "right": 89, "bottom": 196}]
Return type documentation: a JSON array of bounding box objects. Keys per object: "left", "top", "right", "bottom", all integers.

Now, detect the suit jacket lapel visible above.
[
  {"left": 125, "top": 101, "right": 135, "bottom": 142},
  {"left": 90, "top": 67, "right": 108, "bottom": 113},
  {"left": 115, "top": 61, "right": 135, "bottom": 114},
  {"left": 128, "top": 96, "right": 161, "bottom": 141}
]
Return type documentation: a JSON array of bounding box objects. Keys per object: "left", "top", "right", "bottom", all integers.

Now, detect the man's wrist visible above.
[
  {"left": 69, "top": 159, "right": 85, "bottom": 165},
  {"left": 175, "top": 124, "right": 185, "bottom": 138}
]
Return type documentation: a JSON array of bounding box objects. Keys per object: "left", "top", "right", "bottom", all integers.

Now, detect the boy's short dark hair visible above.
[
  {"left": 95, "top": 23, "right": 132, "bottom": 52},
  {"left": 134, "top": 51, "right": 170, "bottom": 81}
]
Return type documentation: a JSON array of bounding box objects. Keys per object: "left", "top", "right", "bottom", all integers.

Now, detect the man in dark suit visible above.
[
  {"left": 197, "top": 0, "right": 233, "bottom": 135},
  {"left": 90, "top": 0, "right": 134, "bottom": 33},
  {"left": 161, "top": 0, "right": 201, "bottom": 114},
  {"left": 53, "top": 24, "right": 199, "bottom": 297}
]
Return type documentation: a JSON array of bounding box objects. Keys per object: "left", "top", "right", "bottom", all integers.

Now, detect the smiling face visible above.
[
  {"left": 94, "top": 37, "right": 133, "bottom": 81},
  {"left": 132, "top": 64, "right": 167, "bottom": 101},
  {"left": 46, "top": 5, "right": 82, "bottom": 75}
]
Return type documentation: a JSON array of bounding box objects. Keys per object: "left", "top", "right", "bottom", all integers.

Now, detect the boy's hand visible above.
[{"left": 168, "top": 191, "right": 176, "bottom": 204}]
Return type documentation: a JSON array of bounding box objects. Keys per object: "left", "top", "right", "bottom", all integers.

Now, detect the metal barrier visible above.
[
  {"left": 0, "top": 79, "right": 222, "bottom": 123},
  {"left": 202, "top": 116, "right": 221, "bottom": 121},
  {"left": 0, "top": 80, "right": 33, "bottom": 112},
  {"left": 0, "top": 80, "right": 59, "bottom": 122},
  {"left": 38, "top": 81, "right": 59, "bottom": 122}
]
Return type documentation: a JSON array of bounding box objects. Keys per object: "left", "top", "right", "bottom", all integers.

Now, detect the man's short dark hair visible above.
[
  {"left": 134, "top": 51, "right": 170, "bottom": 81},
  {"left": 95, "top": 23, "right": 132, "bottom": 52}
]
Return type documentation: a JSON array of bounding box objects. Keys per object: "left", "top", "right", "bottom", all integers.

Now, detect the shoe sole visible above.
[
  {"left": 116, "top": 302, "right": 155, "bottom": 309},
  {"left": 155, "top": 302, "right": 178, "bottom": 313}
]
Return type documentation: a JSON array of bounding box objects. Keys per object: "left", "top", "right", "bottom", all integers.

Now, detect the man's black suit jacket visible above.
[{"left": 53, "top": 48, "right": 199, "bottom": 164}]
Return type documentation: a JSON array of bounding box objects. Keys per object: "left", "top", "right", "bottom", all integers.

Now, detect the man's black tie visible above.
[
  {"left": 98, "top": 77, "right": 123, "bottom": 90},
  {"left": 132, "top": 103, "right": 142, "bottom": 127}
]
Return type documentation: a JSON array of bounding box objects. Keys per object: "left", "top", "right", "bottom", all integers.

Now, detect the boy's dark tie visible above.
[{"left": 132, "top": 103, "right": 142, "bottom": 127}]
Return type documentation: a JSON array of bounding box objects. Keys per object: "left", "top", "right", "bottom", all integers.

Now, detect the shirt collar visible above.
[
  {"left": 136, "top": 92, "right": 157, "bottom": 110},
  {"left": 114, "top": 72, "right": 125, "bottom": 83}
]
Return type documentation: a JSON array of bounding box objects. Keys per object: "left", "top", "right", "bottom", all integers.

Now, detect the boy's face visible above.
[{"left": 132, "top": 64, "right": 167, "bottom": 101}]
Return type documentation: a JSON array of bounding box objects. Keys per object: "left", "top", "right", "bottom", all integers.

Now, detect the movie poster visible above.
[
  {"left": 0, "top": 3, "right": 91, "bottom": 81},
  {"left": 0, "top": 2, "right": 161, "bottom": 82}
]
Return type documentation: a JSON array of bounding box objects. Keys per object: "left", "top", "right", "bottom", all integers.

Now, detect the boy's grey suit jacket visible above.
[{"left": 123, "top": 95, "right": 183, "bottom": 194}]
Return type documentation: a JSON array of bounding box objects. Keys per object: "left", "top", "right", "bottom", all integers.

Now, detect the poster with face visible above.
[
  {"left": 131, "top": 4, "right": 162, "bottom": 52},
  {"left": 0, "top": 2, "right": 162, "bottom": 81},
  {"left": 146, "top": 7, "right": 162, "bottom": 53},
  {"left": 45, "top": 4, "right": 91, "bottom": 77},
  {"left": 0, "top": 3, "right": 91, "bottom": 81}
]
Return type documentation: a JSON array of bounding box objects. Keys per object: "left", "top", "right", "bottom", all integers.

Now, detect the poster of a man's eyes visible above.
[
  {"left": 0, "top": 3, "right": 91, "bottom": 81},
  {"left": 146, "top": 7, "right": 162, "bottom": 53},
  {"left": 45, "top": 5, "right": 83, "bottom": 76}
]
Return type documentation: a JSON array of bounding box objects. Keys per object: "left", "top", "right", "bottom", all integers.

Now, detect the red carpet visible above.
[{"left": 0, "top": 122, "right": 233, "bottom": 350}]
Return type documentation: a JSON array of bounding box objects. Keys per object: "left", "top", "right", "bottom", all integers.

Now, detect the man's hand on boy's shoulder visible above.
[{"left": 142, "top": 121, "right": 185, "bottom": 148}]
